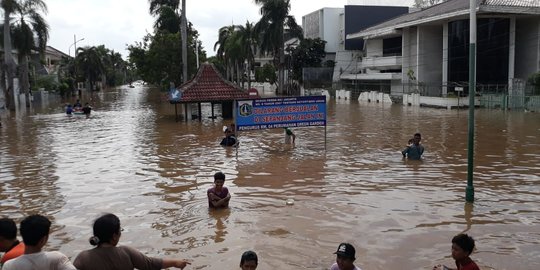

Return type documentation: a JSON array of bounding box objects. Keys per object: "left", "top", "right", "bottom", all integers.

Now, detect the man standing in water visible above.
[
  {"left": 208, "top": 172, "right": 231, "bottom": 208},
  {"left": 402, "top": 133, "right": 424, "bottom": 160}
]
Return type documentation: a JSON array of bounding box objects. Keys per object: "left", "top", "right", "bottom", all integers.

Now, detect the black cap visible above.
[{"left": 334, "top": 243, "right": 355, "bottom": 260}]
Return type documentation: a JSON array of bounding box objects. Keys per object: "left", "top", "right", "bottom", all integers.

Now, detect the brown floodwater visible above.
[{"left": 0, "top": 85, "right": 539, "bottom": 270}]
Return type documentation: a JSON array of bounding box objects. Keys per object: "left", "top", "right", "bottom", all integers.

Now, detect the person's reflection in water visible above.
[{"left": 209, "top": 208, "right": 230, "bottom": 243}]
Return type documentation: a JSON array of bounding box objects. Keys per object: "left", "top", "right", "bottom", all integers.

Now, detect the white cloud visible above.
[{"left": 45, "top": 0, "right": 413, "bottom": 59}]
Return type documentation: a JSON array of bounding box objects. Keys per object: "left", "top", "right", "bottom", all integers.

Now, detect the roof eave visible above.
[
  {"left": 347, "top": 9, "right": 471, "bottom": 40},
  {"left": 480, "top": 5, "right": 540, "bottom": 15}
]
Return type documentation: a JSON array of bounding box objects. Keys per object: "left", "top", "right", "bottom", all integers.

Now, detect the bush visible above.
[{"left": 32, "top": 75, "right": 59, "bottom": 92}]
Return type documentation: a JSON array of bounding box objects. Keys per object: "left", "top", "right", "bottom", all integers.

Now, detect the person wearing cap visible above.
[
  {"left": 239, "top": 250, "right": 258, "bottom": 270},
  {"left": 330, "top": 243, "right": 362, "bottom": 270}
]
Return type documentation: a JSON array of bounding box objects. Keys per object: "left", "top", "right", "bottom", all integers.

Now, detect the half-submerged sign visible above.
[{"left": 235, "top": 96, "right": 327, "bottom": 131}]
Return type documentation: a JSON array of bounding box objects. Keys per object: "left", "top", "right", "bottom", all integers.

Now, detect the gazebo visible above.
[{"left": 169, "top": 63, "right": 257, "bottom": 121}]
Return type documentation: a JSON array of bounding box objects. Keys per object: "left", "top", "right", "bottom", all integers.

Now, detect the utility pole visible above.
[{"left": 466, "top": 0, "right": 476, "bottom": 203}]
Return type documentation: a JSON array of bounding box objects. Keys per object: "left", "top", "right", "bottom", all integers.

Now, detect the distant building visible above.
[
  {"left": 333, "top": 5, "right": 410, "bottom": 83},
  {"left": 347, "top": 0, "right": 540, "bottom": 97},
  {"left": 32, "top": 46, "right": 69, "bottom": 76},
  {"left": 302, "top": 7, "right": 344, "bottom": 62}
]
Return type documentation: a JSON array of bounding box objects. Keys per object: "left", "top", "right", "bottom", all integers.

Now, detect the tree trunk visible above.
[
  {"left": 278, "top": 27, "right": 285, "bottom": 95},
  {"left": 247, "top": 60, "right": 251, "bottom": 90},
  {"left": 181, "top": 0, "right": 188, "bottom": 83},
  {"left": 20, "top": 56, "right": 31, "bottom": 108},
  {"left": 3, "top": 11, "right": 16, "bottom": 110},
  {"left": 236, "top": 61, "right": 240, "bottom": 87}
]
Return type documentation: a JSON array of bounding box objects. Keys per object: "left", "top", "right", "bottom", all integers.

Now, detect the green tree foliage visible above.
[
  {"left": 1, "top": 0, "right": 48, "bottom": 109},
  {"left": 255, "top": 63, "right": 276, "bottom": 85},
  {"left": 128, "top": 22, "right": 206, "bottom": 89},
  {"left": 254, "top": 0, "right": 303, "bottom": 94},
  {"left": 76, "top": 46, "right": 105, "bottom": 91},
  {"left": 288, "top": 38, "right": 326, "bottom": 82}
]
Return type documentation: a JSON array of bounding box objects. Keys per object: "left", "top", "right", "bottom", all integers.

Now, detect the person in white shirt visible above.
[
  {"left": 2, "top": 214, "right": 75, "bottom": 270},
  {"left": 330, "top": 243, "right": 362, "bottom": 270}
]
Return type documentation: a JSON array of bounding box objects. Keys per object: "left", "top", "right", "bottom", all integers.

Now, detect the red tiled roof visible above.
[{"left": 171, "top": 64, "right": 255, "bottom": 103}]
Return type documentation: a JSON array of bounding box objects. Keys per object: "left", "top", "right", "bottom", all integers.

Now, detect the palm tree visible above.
[
  {"left": 254, "top": 0, "right": 302, "bottom": 94},
  {"left": 153, "top": 5, "right": 180, "bottom": 33},
  {"left": 214, "top": 25, "right": 236, "bottom": 81},
  {"left": 237, "top": 21, "right": 257, "bottom": 90},
  {"left": 76, "top": 46, "right": 104, "bottom": 91},
  {"left": 148, "top": 0, "right": 188, "bottom": 82},
  {"left": 10, "top": 0, "right": 49, "bottom": 107}
]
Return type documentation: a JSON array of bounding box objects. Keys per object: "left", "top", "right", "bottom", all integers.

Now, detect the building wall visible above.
[
  {"left": 365, "top": 39, "right": 383, "bottom": 57},
  {"left": 417, "top": 25, "right": 443, "bottom": 86},
  {"left": 302, "top": 10, "right": 321, "bottom": 39},
  {"left": 322, "top": 8, "right": 344, "bottom": 53},
  {"left": 402, "top": 27, "right": 418, "bottom": 82},
  {"left": 515, "top": 17, "right": 540, "bottom": 80},
  {"left": 344, "top": 5, "right": 409, "bottom": 50},
  {"left": 302, "top": 8, "right": 343, "bottom": 53}
]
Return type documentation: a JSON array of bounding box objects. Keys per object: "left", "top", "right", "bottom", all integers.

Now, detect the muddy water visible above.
[{"left": 0, "top": 85, "right": 539, "bottom": 270}]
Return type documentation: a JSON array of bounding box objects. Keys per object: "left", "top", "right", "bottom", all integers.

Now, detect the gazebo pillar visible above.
[
  {"left": 184, "top": 103, "right": 188, "bottom": 121},
  {"left": 198, "top": 103, "right": 202, "bottom": 121}
]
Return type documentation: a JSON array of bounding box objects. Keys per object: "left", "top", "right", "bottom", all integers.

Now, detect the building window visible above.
[
  {"left": 383, "top": 36, "right": 402, "bottom": 56},
  {"left": 448, "top": 18, "right": 509, "bottom": 91}
]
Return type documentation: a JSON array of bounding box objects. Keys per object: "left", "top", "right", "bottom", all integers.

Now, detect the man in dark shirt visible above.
[{"left": 402, "top": 133, "right": 424, "bottom": 160}]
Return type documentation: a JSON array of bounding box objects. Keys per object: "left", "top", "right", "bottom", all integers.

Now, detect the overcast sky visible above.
[{"left": 46, "top": 0, "right": 414, "bottom": 59}]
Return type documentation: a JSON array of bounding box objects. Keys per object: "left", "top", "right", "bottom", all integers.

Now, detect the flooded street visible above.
[{"left": 1, "top": 85, "right": 539, "bottom": 270}]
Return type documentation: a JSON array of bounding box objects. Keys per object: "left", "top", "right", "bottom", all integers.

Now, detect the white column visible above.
[
  {"left": 442, "top": 22, "right": 449, "bottom": 96},
  {"left": 508, "top": 17, "right": 516, "bottom": 91}
]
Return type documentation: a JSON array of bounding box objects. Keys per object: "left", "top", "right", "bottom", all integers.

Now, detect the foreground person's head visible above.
[
  {"left": 334, "top": 243, "right": 356, "bottom": 270},
  {"left": 20, "top": 214, "right": 51, "bottom": 248},
  {"left": 240, "top": 250, "right": 258, "bottom": 270},
  {"left": 89, "top": 213, "right": 121, "bottom": 247},
  {"left": 451, "top": 233, "right": 475, "bottom": 261}
]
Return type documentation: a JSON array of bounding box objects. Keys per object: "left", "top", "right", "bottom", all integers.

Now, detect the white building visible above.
[
  {"left": 302, "top": 7, "right": 345, "bottom": 61},
  {"left": 347, "top": 0, "right": 540, "bottom": 99}
]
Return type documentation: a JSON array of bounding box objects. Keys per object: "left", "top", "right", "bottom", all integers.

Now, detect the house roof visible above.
[
  {"left": 171, "top": 63, "right": 255, "bottom": 104},
  {"left": 45, "top": 46, "right": 69, "bottom": 58},
  {"left": 348, "top": 0, "right": 540, "bottom": 39}
]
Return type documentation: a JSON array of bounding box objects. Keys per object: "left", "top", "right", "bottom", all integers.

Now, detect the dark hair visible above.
[
  {"left": 414, "top": 133, "right": 421, "bottom": 137},
  {"left": 90, "top": 213, "right": 121, "bottom": 246},
  {"left": 0, "top": 218, "right": 17, "bottom": 240},
  {"left": 240, "top": 250, "right": 258, "bottom": 266},
  {"left": 20, "top": 214, "right": 51, "bottom": 246},
  {"left": 452, "top": 233, "right": 475, "bottom": 255},
  {"left": 214, "top": 172, "right": 225, "bottom": 181}
]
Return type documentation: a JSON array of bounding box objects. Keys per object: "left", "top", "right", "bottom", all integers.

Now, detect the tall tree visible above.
[
  {"left": 254, "top": 0, "right": 302, "bottom": 95},
  {"left": 238, "top": 21, "right": 257, "bottom": 90},
  {"left": 1, "top": 0, "right": 47, "bottom": 109},
  {"left": 11, "top": 0, "right": 49, "bottom": 107},
  {"left": 76, "top": 46, "right": 104, "bottom": 91},
  {"left": 214, "top": 25, "right": 236, "bottom": 82},
  {"left": 148, "top": 0, "right": 188, "bottom": 82}
]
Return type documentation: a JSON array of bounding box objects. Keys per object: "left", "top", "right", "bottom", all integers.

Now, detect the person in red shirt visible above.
[
  {"left": 0, "top": 218, "right": 25, "bottom": 266},
  {"left": 434, "top": 233, "right": 480, "bottom": 270},
  {"left": 207, "top": 172, "right": 231, "bottom": 208}
]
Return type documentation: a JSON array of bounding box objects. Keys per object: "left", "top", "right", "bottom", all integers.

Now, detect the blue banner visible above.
[{"left": 235, "top": 96, "right": 326, "bottom": 131}]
